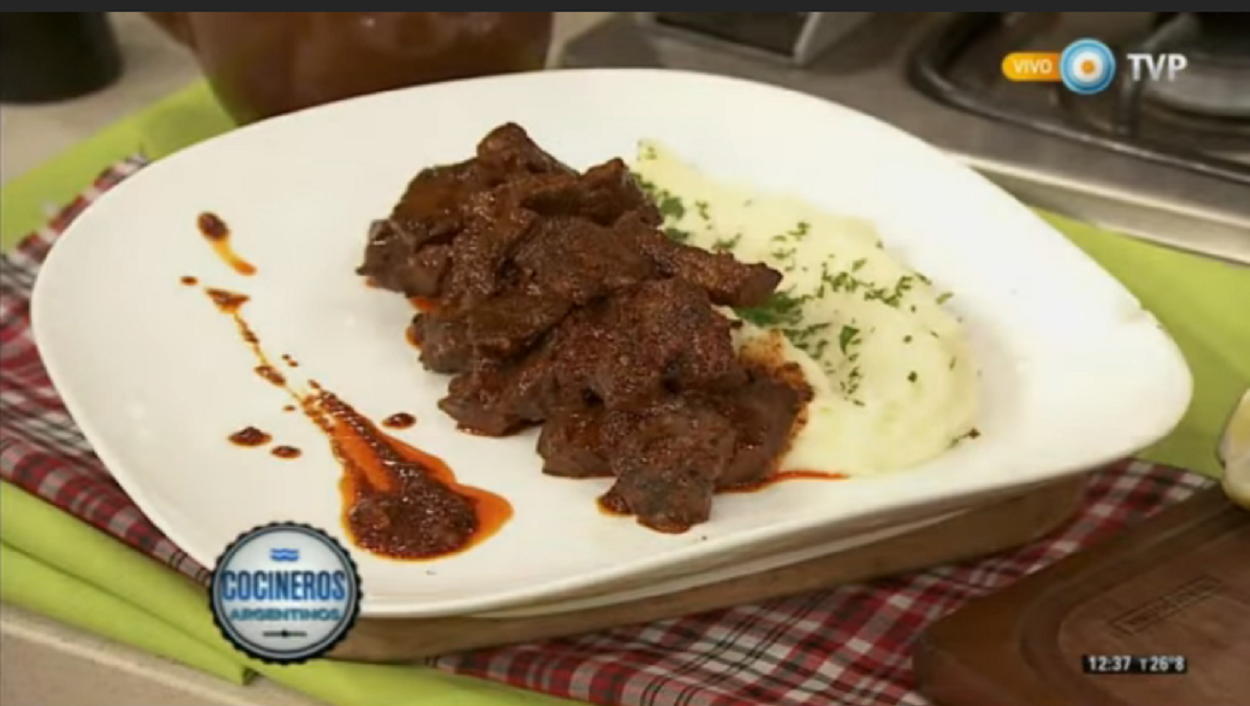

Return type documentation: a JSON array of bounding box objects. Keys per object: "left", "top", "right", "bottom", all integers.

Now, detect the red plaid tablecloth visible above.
[{"left": 0, "top": 161, "right": 1215, "bottom": 706}]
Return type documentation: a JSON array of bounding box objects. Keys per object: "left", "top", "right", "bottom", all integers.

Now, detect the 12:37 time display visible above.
[{"left": 1082, "top": 654, "right": 1188, "bottom": 675}]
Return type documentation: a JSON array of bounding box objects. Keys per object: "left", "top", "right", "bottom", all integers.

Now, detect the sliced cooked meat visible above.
[
  {"left": 357, "top": 220, "right": 452, "bottom": 296},
  {"left": 552, "top": 279, "right": 744, "bottom": 409},
  {"left": 536, "top": 403, "right": 612, "bottom": 478},
  {"left": 438, "top": 344, "right": 559, "bottom": 436},
  {"left": 618, "top": 212, "right": 782, "bottom": 308},
  {"left": 476, "top": 123, "right": 575, "bottom": 177},
  {"left": 520, "top": 158, "right": 663, "bottom": 227},
  {"left": 711, "top": 373, "right": 807, "bottom": 489},
  {"left": 410, "top": 310, "right": 471, "bottom": 374},
  {"left": 601, "top": 396, "right": 737, "bottom": 532},
  {"left": 388, "top": 159, "right": 497, "bottom": 247},
  {"left": 462, "top": 292, "right": 572, "bottom": 359},
  {"left": 414, "top": 290, "right": 571, "bottom": 373},
  {"left": 438, "top": 203, "right": 537, "bottom": 310},
  {"left": 512, "top": 216, "right": 657, "bottom": 304}
]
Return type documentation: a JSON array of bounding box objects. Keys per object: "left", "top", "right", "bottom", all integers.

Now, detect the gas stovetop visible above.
[{"left": 560, "top": 12, "right": 1250, "bottom": 265}]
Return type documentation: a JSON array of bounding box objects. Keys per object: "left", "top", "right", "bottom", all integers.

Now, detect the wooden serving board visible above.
[
  {"left": 914, "top": 486, "right": 1250, "bottom": 706},
  {"left": 330, "top": 476, "right": 1085, "bottom": 663}
]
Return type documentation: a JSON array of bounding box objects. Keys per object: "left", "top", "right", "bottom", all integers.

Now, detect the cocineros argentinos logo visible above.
[
  {"left": 1002, "top": 38, "right": 1118, "bottom": 95},
  {"left": 209, "top": 523, "right": 361, "bottom": 664}
]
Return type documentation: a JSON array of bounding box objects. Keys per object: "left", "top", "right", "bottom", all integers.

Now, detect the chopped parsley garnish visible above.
[
  {"left": 950, "top": 427, "right": 982, "bottom": 447},
  {"left": 640, "top": 144, "right": 658, "bottom": 160},
  {"left": 712, "top": 233, "right": 742, "bottom": 252},
  {"left": 936, "top": 292, "right": 954, "bottom": 305},
  {"left": 841, "top": 364, "right": 864, "bottom": 397},
  {"left": 664, "top": 226, "right": 691, "bottom": 243},
  {"left": 903, "top": 335, "right": 913, "bottom": 343},
  {"left": 657, "top": 194, "right": 685, "bottom": 220},
  {"left": 629, "top": 171, "right": 685, "bottom": 221},
  {"left": 783, "top": 322, "right": 831, "bottom": 357},
  {"left": 851, "top": 258, "right": 867, "bottom": 271},
  {"left": 733, "top": 289, "right": 809, "bottom": 330},
  {"left": 908, "top": 371, "right": 918, "bottom": 383},
  {"left": 838, "top": 325, "right": 860, "bottom": 354},
  {"left": 695, "top": 200, "right": 710, "bottom": 220}
]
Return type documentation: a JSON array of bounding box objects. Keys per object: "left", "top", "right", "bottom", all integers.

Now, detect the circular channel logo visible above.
[
  {"left": 1060, "top": 39, "right": 1117, "bottom": 95},
  {"left": 209, "top": 523, "right": 361, "bottom": 664}
]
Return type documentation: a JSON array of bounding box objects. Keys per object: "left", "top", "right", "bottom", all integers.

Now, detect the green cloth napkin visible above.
[
  {"left": 1, "top": 78, "right": 1246, "bottom": 706},
  {"left": 0, "top": 483, "right": 575, "bottom": 706}
]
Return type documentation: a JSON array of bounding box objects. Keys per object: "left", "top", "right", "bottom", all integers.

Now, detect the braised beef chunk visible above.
[
  {"left": 712, "top": 374, "right": 807, "bottom": 489},
  {"left": 357, "top": 220, "right": 451, "bottom": 295},
  {"left": 537, "top": 404, "right": 611, "bottom": 478},
  {"left": 476, "top": 123, "right": 575, "bottom": 177},
  {"left": 551, "top": 279, "right": 744, "bottom": 409},
  {"left": 387, "top": 160, "right": 494, "bottom": 246},
  {"left": 410, "top": 310, "right": 471, "bottom": 374},
  {"left": 512, "top": 217, "right": 657, "bottom": 304},
  {"left": 360, "top": 123, "right": 807, "bottom": 533},
  {"left": 520, "top": 158, "right": 663, "bottom": 227},
  {"left": 618, "top": 213, "right": 782, "bottom": 308},
  {"left": 438, "top": 205, "right": 537, "bottom": 310},
  {"left": 462, "top": 292, "right": 572, "bottom": 359},
  {"left": 439, "top": 344, "right": 559, "bottom": 436},
  {"left": 603, "top": 396, "right": 736, "bottom": 532}
]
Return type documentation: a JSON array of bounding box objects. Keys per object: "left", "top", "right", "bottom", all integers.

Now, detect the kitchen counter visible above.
[{"left": 0, "top": 12, "right": 610, "bottom": 706}]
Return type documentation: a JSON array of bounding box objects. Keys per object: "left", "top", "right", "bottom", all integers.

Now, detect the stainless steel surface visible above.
[
  {"left": 559, "top": 13, "right": 1250, "bottom": 264},
  {"left": 638, "top": 12, "right": 871, "bottom": 67}
]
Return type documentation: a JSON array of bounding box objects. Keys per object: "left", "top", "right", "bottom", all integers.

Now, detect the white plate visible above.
[
  {"left": 31, "top": 69, "right": 1192, "bottom": 618},
  {"left": 474, "top": 509, "right": 960, "bottom": 618}
]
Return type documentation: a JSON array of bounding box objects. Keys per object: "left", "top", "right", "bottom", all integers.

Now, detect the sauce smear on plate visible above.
[
  {"left": 200, "top": 285, "right": 511, "bottom": 560},
  {"left": 197, "top": 212, "right": 257, "bottom": 276}
]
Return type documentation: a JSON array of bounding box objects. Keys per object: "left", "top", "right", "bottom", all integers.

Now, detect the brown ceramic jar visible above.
[{"left": 145, "top": 12, "right": 555, "bottom": 124}]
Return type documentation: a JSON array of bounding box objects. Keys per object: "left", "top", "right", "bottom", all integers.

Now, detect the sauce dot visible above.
[
  {"left": 272, "top": 445, "right": 301, "bottom": 459},
  {"left": 229, "top": 426, "right": 271, "bottom": 447},
  {"left": 180, "top": 276, "right": 198, "bottom": 286},
  {"left": 381, "top": 412, "right": 416, "bottom": 429}
]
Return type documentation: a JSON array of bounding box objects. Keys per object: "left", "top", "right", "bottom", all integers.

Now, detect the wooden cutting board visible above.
[
  {"left": 330, "top": 477, "right": 1084, "bottom": 662},
  {"left": 915, "top": 486, "right": 1250, "bottom": 706}
]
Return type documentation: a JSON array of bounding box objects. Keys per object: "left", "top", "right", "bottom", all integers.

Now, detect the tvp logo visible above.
[{"left": 1003, "top": 38, "right": 1188, "bottom": 96}]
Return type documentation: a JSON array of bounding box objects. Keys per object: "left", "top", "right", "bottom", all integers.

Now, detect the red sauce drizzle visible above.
[
  {"left": 201, "top": 286, "right": 511, "bottom": 560},
  {"left": 229, "top": 426, "right": 271, "bottom": 447},
  {"left": 409, "top": 296, "right": 439, "bottom": 313},
  {"left": 255, "top": 365, "right": 286, "bottom": 386},
  {"left": 382, "top": 412, "right": 416, "bottom": 429},
  {"left": 272, "top": 445, "right": 302, "bottom": 459},
  {"left": 722, "top": 470, "right": 848, "bottom": 494},
  {"left": 197, "top": 212, "right": 257, "bottom": 276},
  {"left": 281, "top": 354, "right": 299, "bottom": 368}
]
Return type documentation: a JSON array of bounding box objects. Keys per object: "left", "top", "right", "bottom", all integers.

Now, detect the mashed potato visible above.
[{"left": 632, "top": 142, "right": 979, "bottom": 475}]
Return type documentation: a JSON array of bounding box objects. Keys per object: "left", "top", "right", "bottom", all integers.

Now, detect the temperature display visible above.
[{"left": 1082, "top": 654, "right": 1189, "bottom": 675}]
